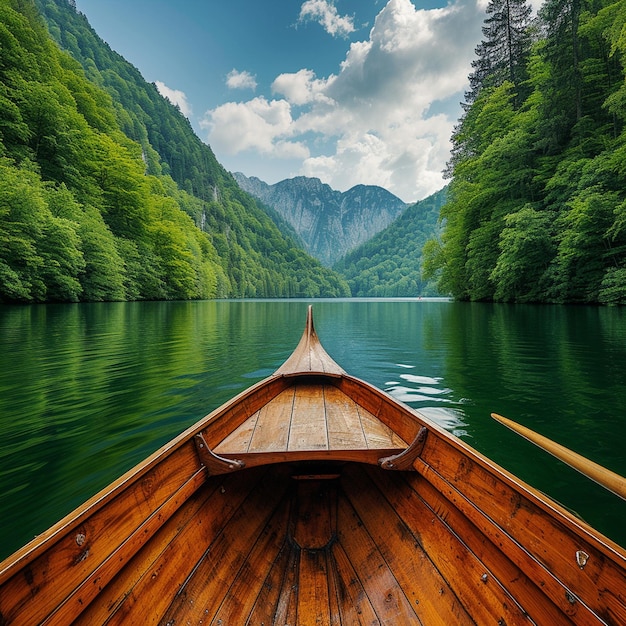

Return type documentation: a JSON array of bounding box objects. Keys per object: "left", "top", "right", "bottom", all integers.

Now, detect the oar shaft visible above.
[{"left": 492, "top": 413, "right": 626, "bottom": 501}]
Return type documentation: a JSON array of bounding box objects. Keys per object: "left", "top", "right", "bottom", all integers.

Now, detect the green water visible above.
[{"left": 1, "top": 299, "right": 625, "bottom": 560}]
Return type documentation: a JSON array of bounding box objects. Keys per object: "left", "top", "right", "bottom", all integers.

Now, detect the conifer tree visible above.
[
  {"left": 465, "top": 0, "right": 533, "bottom": 106},
  {"left": 445, "top": 0, "right": 533, "bottom": 178}
]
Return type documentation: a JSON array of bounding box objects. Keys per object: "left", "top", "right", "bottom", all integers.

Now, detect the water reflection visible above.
[
  {"left": 381, "top": 359, "right": 467, "bottom": 437},
  {"left": 419, "top": 407, "right": 469, "bottom": 438}
]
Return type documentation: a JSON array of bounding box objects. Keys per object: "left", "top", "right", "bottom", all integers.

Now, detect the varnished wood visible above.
[
  {"left": 366, "top": 466, "right": 557, "bottom": 625},
  {"left": 211, "top": 497, "right": 292, "bottom": 625},
  {"left": 248, "top": 387, "right": 294, "bottom": 451},
  {"left": 274, "top": 305, "right": 345, "bottom": 376},
  {"left": 418, "top": 434, "right": 626, "bottom": 625},
  {"left": 341, "top": 465, "right": 475, "bottom": 625},
  {"left": 0, "top": 441, "right": 202, "bottom": 626},
  {"left": 214, "top": 380, "right": 409, "bottom": 462},
  {"left": 1, "top": 306, "right": 626, "bottom": 626},
  {"left": 41, "top": 467, "right": 207, "bottom": 626},
  {"left": 493, "top": 412, "right": 626, "bottom": 501},
  {"left": 379, "top": 425, "right": 428, "bottom": 470},
  {"left": 70, "top": 474, "right": 234, "bottom": 625},
  {"left": 403, "top": 469, "right": 571, "bottom": 625},
  {"left": 193, "top": 431, "right": 245, "bottom": 474}
]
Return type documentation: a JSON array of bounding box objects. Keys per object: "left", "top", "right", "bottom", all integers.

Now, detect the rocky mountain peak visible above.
[{"left": 233, "top": 173, "right": 407, "bottom": 266}]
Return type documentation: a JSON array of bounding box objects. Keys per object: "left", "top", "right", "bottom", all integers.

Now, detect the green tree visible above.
[
  {"left": 491, "top": 206, "right": 555, "bottom": 301},
  {"left": 552, "top": 187, "right": 617, "bottom": 302},
  {"left": 38, "top": 214, "right": 84, "bottom": 301},
  {"left": 431, "top": 0, "right": 626, "bottom": 305},
  {"left": 466, "top": 0, "right": 533, "bottom": 105},
  {"left": 0, "top": 0, "right": 352, "bottom": 303}
]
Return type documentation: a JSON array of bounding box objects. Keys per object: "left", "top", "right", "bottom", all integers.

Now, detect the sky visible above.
[{"left": 73, "top": 0, "right": 529, "bottom": 203}]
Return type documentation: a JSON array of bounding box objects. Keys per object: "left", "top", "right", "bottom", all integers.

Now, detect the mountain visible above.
[
  {"left": 0, "top": 0, "right": 349, "bottom": 303},
  {"left": 233, "top": 173, "right": 408, "bottom": 266},
  {"left": 333, "top": 188, "right": 447, "bottom": 297}
]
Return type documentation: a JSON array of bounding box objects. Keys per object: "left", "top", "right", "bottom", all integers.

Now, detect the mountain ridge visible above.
[
  {"left": 233, "top": 172, "right": 408, "bottom": 266},
  {"left": 333, "top": 187, "right": 447, "bottom": 297}
]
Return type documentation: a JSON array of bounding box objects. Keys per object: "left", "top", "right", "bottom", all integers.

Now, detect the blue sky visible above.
[{"left": 73, "top": 0, "right": 520, "bottom": 202}]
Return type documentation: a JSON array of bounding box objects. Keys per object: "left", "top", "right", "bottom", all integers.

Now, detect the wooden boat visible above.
[{"left": 1, "top": 306, "right": 626, "bottom": 625}]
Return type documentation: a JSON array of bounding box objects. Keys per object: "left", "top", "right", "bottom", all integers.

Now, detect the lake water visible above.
[{"left": 1, "top": 298, "right": 625, "bottom": 560}]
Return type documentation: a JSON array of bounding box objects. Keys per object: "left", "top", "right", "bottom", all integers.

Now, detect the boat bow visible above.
[
  {"left": 273, "top": 305, "right": 345, "bottom": 376},
  {"left": 201, "top": 306, "right": 423, "bottom": 472}
]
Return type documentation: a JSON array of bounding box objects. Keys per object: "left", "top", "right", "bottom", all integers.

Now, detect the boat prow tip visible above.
[{"left": 273, "top": 305, "right": 344, "bottom": 377}]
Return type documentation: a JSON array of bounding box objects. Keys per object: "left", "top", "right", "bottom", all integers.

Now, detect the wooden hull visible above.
[{"left": 1, "top": 309, "right": 625, "bottom": 625}]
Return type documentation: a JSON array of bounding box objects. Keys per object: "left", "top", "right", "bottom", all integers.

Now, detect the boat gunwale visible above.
[
  {"left": 3, "top": 365, "right": 626, "bottom": 585},
  {"left": 342, "top": 372, "right": 626, "bottom": 563}
]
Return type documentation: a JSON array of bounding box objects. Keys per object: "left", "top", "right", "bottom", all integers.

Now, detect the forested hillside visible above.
[
  {"left": 424, "top": 0, "right": 626, "bottom": 304},
  {"left": 0, "top": 0, "right": 349, "bottom": 303},
  {"left": 334, "top": 188, "right": 445, "bottom": 297}
]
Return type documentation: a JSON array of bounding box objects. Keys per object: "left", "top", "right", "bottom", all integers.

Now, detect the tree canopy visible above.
[
  {"left": 426, "top": 0, "right": 626, "bottom": 304},
  {"left": 0, "top": 0, "right": 349, "bottom": 303},
  {"left": 334, "top": 189, "right": 446, "bottom": 297}
]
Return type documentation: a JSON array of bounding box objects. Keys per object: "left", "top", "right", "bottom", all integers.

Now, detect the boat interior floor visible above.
[{"left": 71, "top": 461, "right": 575, "bottom": 626}]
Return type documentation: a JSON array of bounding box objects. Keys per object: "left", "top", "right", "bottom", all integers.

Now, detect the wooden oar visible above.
[{"left": 492, "top": 413, "right": 626, "bottom": 501}]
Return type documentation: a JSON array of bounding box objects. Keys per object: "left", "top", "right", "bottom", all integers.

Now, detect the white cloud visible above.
[
  {"left": 155, "top": 81, "right": 192, "bottom": 117},
  {"left": 298, "top": 0, "right": 355, "bottom": 38},
  {"left": 272, "top": 69, "right": 335, "bottom": 106},
  {"left": 202, "top": 0, "right": 487, "bottom": 201},
  {"left": 226, "top": 69, "right": 257, "bottom": 90},
  {"left": 199, "top": 97, "right": 309, "bottom": 159}
]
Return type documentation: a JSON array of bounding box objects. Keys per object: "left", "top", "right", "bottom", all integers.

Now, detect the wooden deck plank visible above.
[
  {"left": 335, "top": 377, "right": 421, "bottom": 445},
  {"left": 359, "top": 405, "right": 408, "bottom": 449},
  {"left": 324, "top": 384, "right": 369, "bottom": 450},
  {"left": 270, "top": 541, "right": 300, "bottom": 626},
  {"left": 212, "top": 498, "right": 291, "bottom": 624},
  {"left": 341, "top": 465, "right": 475, "bottom": 626},
  {"left": 201, "top": 376, "right": 292, "bottom": 448},
  {"left": 95, "top": 469, "right": 268, "bottom": 626},
  {"left": 326, "top": 550, "right": 342, "bottom": 626},
  {"left": 288, "top": 383, "right": 329, "bottom": 451},
  {"left": 214, "top": 388, "right": 295, "bottom": 455},
  {"left": 248, "top": 387, "right": 295, "bottom": 452},
  {"left": 365, "top": 466, "right": 540, "bottom": 626},
  {"left": 244, "top": 540, "right": 297, "bottom": 625},
  {"left": 330, "top": 541, "right": 382, "bottom": 624},
  {"left": 214, "top": 409, "right": 260, "bottom": 454},
  {"left": 336, "top": 490, "right": 422, "bottom": 624},
  {"left": 293, "top": 480, "right": 335, "bottom": 550},
  {"left": 216, "top": 380, "right": 412, "bottom": 457},
  {"left": 160, "top": 467, "right": 291, "bottom": 624},
  {"left": 298, "top": 550, "right": 332, "bottom": 625}
]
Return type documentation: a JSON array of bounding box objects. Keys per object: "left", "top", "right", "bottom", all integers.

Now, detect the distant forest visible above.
[
  {"left": 0, "top": 0, "right": 349, "bottom": 303},
  {"left": 3, "top": 0, "right": 624, "bottom": 305},
  {"left": 334, "top": 188, "right": 446, "bottom": 297},
  {"left": 424, "top": 0, "right": 626, "bottom": 304}
]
